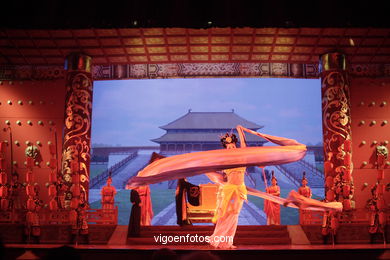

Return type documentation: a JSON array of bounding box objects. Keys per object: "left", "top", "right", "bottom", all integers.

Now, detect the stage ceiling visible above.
[{"left": 0, "top": 27, "right": 389, "bottom": 66}]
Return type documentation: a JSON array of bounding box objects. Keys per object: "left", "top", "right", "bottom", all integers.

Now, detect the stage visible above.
[
  {"left": 0, "top": 10, "right": 390, "bottom": 260},
  {"left": 4, "top": 242, "right": 390, "bottom": 260},
  {"left": 2, "top": 225, "right": 390, "bottom": 259}
]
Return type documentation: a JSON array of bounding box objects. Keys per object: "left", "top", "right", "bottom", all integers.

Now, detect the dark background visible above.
[{"left": 1, "top": 0, "right": 388, "bottom": 29}]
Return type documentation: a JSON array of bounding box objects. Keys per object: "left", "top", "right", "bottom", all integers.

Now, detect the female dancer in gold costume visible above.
[{"left": 209, "top": 133, "right": 247, "bottom": 249}]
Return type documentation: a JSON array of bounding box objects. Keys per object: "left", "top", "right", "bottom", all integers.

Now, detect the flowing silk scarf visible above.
[{"left": 127, "top": 125, "right": 342, "bottom": 212}]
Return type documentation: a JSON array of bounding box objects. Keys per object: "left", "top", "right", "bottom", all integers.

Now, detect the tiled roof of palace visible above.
[{"left": 160, "top": 111, "right": 263, "bottom": 130}]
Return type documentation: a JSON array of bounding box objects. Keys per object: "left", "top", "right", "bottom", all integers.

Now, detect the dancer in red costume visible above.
[
  {"left": 298, "top": 172, "right": 312, "bottom": 224},
  {"left": 264, "top": 171, "right": 280, "bottom": 225},
  {"left": 298, "top": 172, "right": 312, "bottom": 198},
  {"left": 136, "top": 185, "right": 154, "bottom": 226},
  {"left": 101, "top": 174, "right": 116, "bottom": 210}
]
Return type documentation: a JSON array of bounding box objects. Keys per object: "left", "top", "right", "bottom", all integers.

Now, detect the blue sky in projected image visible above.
[{"left": 91, "top": 78, "right": 322, "bottom": 146}]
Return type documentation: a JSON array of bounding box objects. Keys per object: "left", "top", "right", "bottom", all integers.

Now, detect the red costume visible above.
[
  {"left": 298, "top": 172, "right": 312, "bottom": 198},
  {"left": 298, "top": 172, "right": 312, "bottom": 224},
  {"left": 135, "top": 185, "right": 153, "bottom": 226},
  {"left": 101, "top": 176, "right": 116, "bottom": 210},
  {"left": 127, "top": 185, "right": 153, "bottom": 237},
  {"left": 264, "top": 171, "right": 280, "bottom": 225}
]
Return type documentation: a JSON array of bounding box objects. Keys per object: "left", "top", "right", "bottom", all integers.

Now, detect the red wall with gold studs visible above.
[
  {"left": 1, "top": 77, "right": 389, "bottom": 210},
  {"left": 0, "top": 80, "right": 66, "bottom": 203},
  {"left": 350, "top": 78, "right": 390, "bottom": 209}
]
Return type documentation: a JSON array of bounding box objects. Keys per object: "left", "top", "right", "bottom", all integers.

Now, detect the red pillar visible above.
[
  {"left": 320, "top": 52, "right": 354, "bottom": 211},
  {"left": 62, "top": 53, "right": 93, "bottom": 203}
]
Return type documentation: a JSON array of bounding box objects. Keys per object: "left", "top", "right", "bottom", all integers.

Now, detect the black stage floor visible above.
[{"left": 3, "top": 243, "right": 390, "bottom": 260}]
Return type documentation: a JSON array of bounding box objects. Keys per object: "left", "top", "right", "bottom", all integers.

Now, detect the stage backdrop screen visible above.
[{"left": 89, "top": 78, "right": 323, "bottom": 225}]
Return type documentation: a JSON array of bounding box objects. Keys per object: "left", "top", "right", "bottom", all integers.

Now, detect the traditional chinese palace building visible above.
[{"left": 152, "top": 110, "right": 267, "bottom": 153}]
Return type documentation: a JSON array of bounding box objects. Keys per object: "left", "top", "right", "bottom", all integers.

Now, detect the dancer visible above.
[
  {"left": 129, "top": 125, "right": 308, "bottom": 187},
  {"left": 126, "top": 152, "right": 165, "bottom": 233},
  {"left": 128, "top": 184, "right": 154, "bottom": 237},
  {"left": 101, "top": 174, "right": 116, "bottom": 210},
  {"left": 208, "top": 133, "right": 247, "bottom": 249},
  {"left": 264, "top": 171, "right": 281, "bottom": 225},
  {"left": 137, "top": 185, "right": 154, "bottom": 226},
  {"left": 176, "top": 178, "right": 190, "bottom": 226},
  {"left": 298, "top": 172, "right": 312, "bottom": 198},
  {"left": 128, "top": 187, "right": 141, "bottom": 237},
  {"left": 127, "top": 125, "right": 343, "bottom": 245},
  {"left": 298, "top": 172, "right": 312, "bottom": 224},
  {"left": 128, "top": 125, "right": 343, "bottom": 212}
]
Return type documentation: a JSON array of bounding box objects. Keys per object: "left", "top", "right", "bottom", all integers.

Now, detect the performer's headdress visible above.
[
  {"left": 107, "top": 171, "right": 112, "bottom": 181},
  {"left": 302, "top": 171, "right": 307, "bottom": 182},
  {"left": 220, "top": 133, "right": 238, "bottom": 148},
  {"left": 271, "top": 170, "right": 277, "bottom": 182}
]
